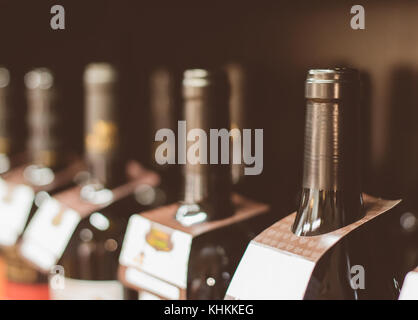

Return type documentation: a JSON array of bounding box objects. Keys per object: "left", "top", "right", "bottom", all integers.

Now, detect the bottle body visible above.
[
  {"left": 2, "top": 68, "right": 75, "bottom": 300},
  {"left": 52, "top": 198, "right": 136, "bottom": 300},
  {"left": 293, "top": 68, "right": 400, "bottom": 299},
  {"left": 49, "top": 63, "right": 146, "bottom": 300}
]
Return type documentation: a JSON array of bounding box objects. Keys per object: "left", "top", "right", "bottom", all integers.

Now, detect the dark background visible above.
[{"left": 1, "top": 0, "right": 418, "bottom": 219}]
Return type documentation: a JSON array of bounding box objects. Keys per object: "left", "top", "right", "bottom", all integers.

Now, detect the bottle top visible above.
[
  {"left": 84, "top": 63, "right": 118, "bottom": 85},
  {"left": 305, "top": 67, "right": 359, "bottom": 100},
  {"left": 24, "top": 68, "right": 54, "bottom": 90},
  {"left": 0, "top": 67, "right": 10, "bottom": 88}
]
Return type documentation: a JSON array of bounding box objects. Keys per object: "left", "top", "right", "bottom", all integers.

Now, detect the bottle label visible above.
[
  {"left": 85, "top": 120, "right": 118, "bottom": 154},
  {"left": 0, "top": 178, "right": 34, "bottom": 246},
  {"left": 0, "top": 137, "right": 10, "bottom": 154},
  {"left": 399, "top": 268, "right": 418, "bottom": 300},
  {"left": 226, "top": 240, "right": 315, "bottom": 300},
  {"left": 5, "top": 281, "right": 49, "bottom": 300},
  {"left": 138, "top": 291, "right": 161, "bottom": 300},
  {"left": 49, "top": 278, "right": 124, "bottom": 300},
  {"left": 124, "top": 267, "right": 180, "bottom": 300},
  {"left": 20, "top": 197, "right": 81, "bottom": 272},
  {"left": 119, "top": 214, "right": 192, "bottom": 296}
]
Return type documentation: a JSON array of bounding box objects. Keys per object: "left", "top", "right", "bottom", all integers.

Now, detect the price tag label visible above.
[
  {"left": 120, "top": 215, "right": 192, "bottom": 293},
  {"left": 20, "top": 197, "right": 81, "bottom": 272},
  {"left": 399, "top": 269, "right": 418, "bottom": 300},
  {"left": 225, "top": 241, "right": 315, "bottom": 300},
  {"left": 0, "top": 178, "right": 34, "bottom": 246},
  {"left": 50, "top": 278, "right": 124, "bottom": 300}
]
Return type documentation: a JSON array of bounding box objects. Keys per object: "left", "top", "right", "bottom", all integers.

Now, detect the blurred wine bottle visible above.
[
  {"left": 118, "top": 68, "right": 270, "bottom": 300},
  {"left": 1, "top": 68, "right": 81, "bottom": 300},
  {"left": 144, "top": 67, "right": 181, "bottom": 206},
  {"left": 0, "top": 66, "right": 22, "bottom": 173},
  {"left": 361, "top": 68, "right": 418, "bottom": 295},
  {"left": 56, "top": 63, "right": 128, "bottom": 299},
  {"left": 19, "top": 63, "right": 159, "bottom": 300},
  {"left": 0, "top": 66, "right": 24, "bottom": 300}
]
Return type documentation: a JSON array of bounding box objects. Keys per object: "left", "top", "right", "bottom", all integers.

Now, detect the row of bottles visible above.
[
  {"left": 0, "top": 64, "right": 416, "bottom": 300},
  {"left": 0, "top": 62, "right": 255, "bottom": 300},
  {"left": 0, "top": 64, "right": 169, "bottom": 299}
]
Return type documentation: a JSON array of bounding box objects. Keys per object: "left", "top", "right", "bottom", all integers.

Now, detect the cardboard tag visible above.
[
  {"left": 225, "top": 195, "right": 401, "bottom": 300},
  {"left": 0, "top": 178, "right": 34, "bottom": 247},
  {"left": 119, "top": 214, "right": 192, "bottom": 298},
  {"left": 49, "top": 278, "right": 124, "bottom": 300},
  {"left": 125, "top": 267, "right": 180, "bottom": 300},
  {"left": 19, "top": 161, "right": 161, "bottom": 275},
  {"left": 399, "top": 267, "right": 418, "bottom": 300},
  {"left": 19, "top": 197, "right": 81, "bottom": 272}
]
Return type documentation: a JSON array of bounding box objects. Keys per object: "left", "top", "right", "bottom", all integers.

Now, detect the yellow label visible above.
[
  {"left": 145, "top": 227, "right": 173, "bottom": 252},
  {"left": 85, "top": 120, "right": 118, "bottom": 154},
  {"left": 35, "top": 150, "right": 57, "bottom": 168},
  {"left": 51, "top": 208, "right": 66, "bottom": 226},
  {"left": 0, "top": 137, "right": 10, "bottom": 154}
]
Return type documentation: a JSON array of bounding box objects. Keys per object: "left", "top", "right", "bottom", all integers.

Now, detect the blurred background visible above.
[{"left": 1, "top": 0, "right": 418, "bottom": 219}]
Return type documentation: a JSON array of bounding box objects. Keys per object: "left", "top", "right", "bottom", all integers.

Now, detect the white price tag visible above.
[
  {"left": 50, "top": 278, "right": 124, "bottom": 300},
  {"left": 399, "top": 270, "right": 418, "bottom": 300},
  {"left": 125, "top": 267, "right": 179, "bottom": 300},
  {"left": 0, "top": 179, "right": 34, "bottom": 246},
  {"left": 226, "top": 241, "right": 315, "bottom": 300},
  {"left": 120, "top": 215, "right": 192, "bottom": 292},
  {"left": 20, "top": 197, "right": 81, "bottom": 272}
]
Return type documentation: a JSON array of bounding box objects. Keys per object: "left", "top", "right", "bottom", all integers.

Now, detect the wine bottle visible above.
[
  {"left": 226, "top": 67, "right": 403, "bottom": 300},
  {"left": 179, "top": 69, "right": 233, "bottom": 223},
  {"left": 296, "top": 68, "right": 403, "bottom": 299},
  {"left": 0, "top": 66, "right": 21, "bottom": 173},
  {"left": 0, "top": 66, "right": 24, "bottom": 299},
  {"left": 19, "top": 63, "right": 158, "bottom": 300},
  {"left": 294, "top": 68, "right": 366, "bottom": 299},
  {"left": 53, "top": 63, "right": 129, "bottom": 299},
  {"left": 118, "top": 68, "right": 270, "bottom": 300},
  {"left": 111, "top": 67, "right": 183, "bottom": 300},
  {"left": 142, "top": 67, "right": 181, "bottom": 206},
  {"left": 1, "top": 68, "right": 81, "bottom": 300}
]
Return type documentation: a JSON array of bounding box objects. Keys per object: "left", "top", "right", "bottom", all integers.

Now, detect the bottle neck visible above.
[
  {"left": 85, "top": 81, "right": 124, "bottom": 189},
  {"left": 0, "top": 68, "right": 14, "bottom": 162},
  {"left": 150, "top": 68, "right": 180, "bottom": 173},
  {"left": 0, "top": 84, "right": 13, "bottom": 174},
  {"left": 27, "top": 87, "right": 62, "bottom": 170},
  {"left": 0, "top": 84, "right": 12, "bottom": 154},
  {"left": 177, "top": 71, "right": 233, "bottom": 224},
  {"left": 292, "top": 98, "right": 363, "bottom": 236}
]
